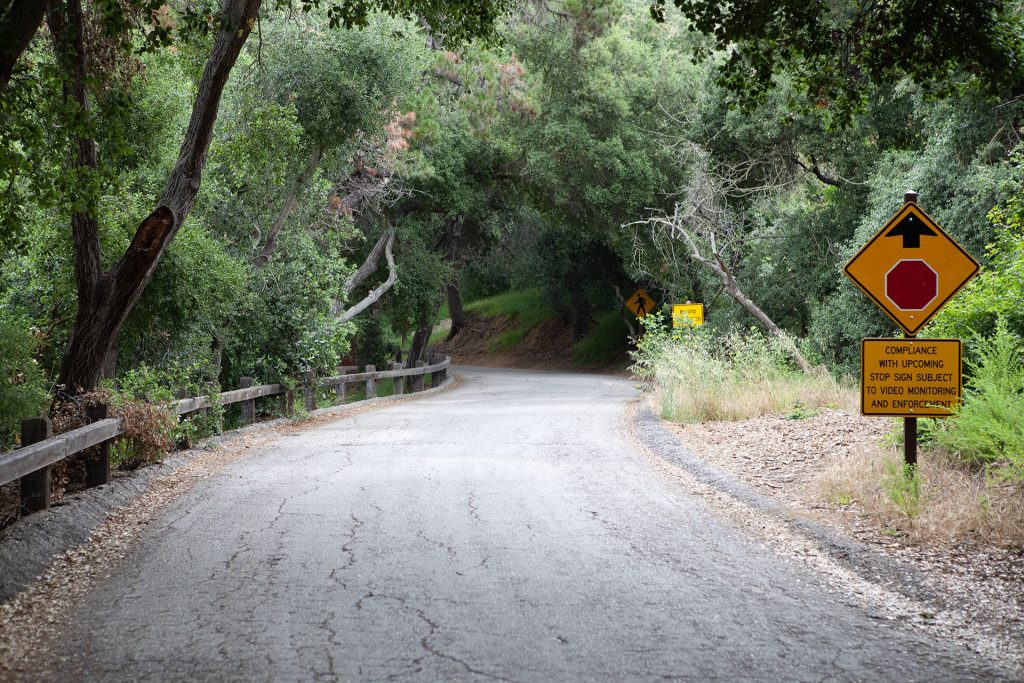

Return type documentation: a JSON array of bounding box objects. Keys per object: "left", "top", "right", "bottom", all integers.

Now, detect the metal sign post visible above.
[{"left": 903, "top": 190, "right": 919, "bottom": 469}]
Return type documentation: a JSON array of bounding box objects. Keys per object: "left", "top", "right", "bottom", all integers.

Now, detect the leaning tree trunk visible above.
[
  {"left": 53, "top": 0, "right": 261, "bottom": 395},
  {"left": 254, "top": 145, "right": 324, "bottom": 268},
  {"left": 677, "top": 229, "right": 814, "bottom": 374},
  {"left": 407, "top": 325, "right": 432, "bottom": 366},
  {"left": 445, "top": 283, "right": 467, "bottom": 341}
]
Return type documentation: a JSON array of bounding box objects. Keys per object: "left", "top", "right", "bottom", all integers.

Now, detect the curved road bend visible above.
[{"left": 46, "top": 366, "right": 1004, "bottom": 681}]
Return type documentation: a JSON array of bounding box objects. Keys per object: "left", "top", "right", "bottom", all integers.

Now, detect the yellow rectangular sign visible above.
[
  {"left": 861, "top": 338, "right": 962, "bottom": 417},
  {"left": 672, "top": 303, "right": 704, "bottom": 327}
]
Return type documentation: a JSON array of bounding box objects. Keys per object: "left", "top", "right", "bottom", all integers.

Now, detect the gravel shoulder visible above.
[{"left": 643, "top": 402, "right": 1024, "bottom": 674}]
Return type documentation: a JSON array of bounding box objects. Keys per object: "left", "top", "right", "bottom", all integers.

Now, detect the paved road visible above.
[{"left": 48, "top": 367, "right": 1004, "bottom": 681}]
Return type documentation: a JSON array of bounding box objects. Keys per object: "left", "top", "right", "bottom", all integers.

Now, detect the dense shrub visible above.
[{"left": 927, "top": 321, "right": 1024, "bottom": 482}]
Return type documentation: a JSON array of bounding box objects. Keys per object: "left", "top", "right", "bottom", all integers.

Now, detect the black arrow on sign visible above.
[{"left": 885, "top": 214, "right": 936, "bottom": 248}]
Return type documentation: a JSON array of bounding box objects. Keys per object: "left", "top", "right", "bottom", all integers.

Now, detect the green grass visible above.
[
  {"left": 462, "top": 288, "right": 555, "bottom": 353},
  {"left": 572, "top": 310, "right": 629, "bottom": 365},
  {"left": 428, "top": 320, "right": 451, "bottom": 347}
]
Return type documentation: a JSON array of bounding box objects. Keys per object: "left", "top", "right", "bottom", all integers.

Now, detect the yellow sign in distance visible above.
[
  {"left": 861, "top": 338, "right": 962, "bottom": 417},
  {"left": 672, "top": 303, "right": 704, "bottom": 327},
  {"left": 626, "top": 288, "right": 656, "bottom": 318},
  {"left": 844, "top": 202, "right": 979, "bottom": 336}
]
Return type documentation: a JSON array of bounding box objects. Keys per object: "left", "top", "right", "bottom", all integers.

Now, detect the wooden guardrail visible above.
[{"left": 0, "top": 354, "right": 451, "bottom": 519}]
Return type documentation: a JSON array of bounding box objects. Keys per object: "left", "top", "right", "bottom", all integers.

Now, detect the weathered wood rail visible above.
[{"left": 0, "top": 354, "right": 450, "bottom": 518}]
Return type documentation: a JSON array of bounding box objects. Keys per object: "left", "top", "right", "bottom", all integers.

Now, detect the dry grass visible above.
[
  {"left": 656, "top": 368, "right": 855, "bottom": 422},
  {"left": 637, "top": 328, "right": 855, "bottom": 423},
  {"left": 821, "top": 442, "right": 1024, "bottom": 546},
  {"left": 651, "top": 339, "right": 857, "bottom": 423}
]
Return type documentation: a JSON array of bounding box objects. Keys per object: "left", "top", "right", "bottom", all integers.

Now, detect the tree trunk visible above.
[
  {"left": 254, "top": 145, "right": 324, "bottom": 268},
  {"left": 100, "top": 335, "right": 118, "bottom": 382},
  {"left": 0, "top": 0, "right": 47, "bottom": 91},
  {"left": 334, "top": 227, "right": 394, "bottom": 311},
  {"left": 54, "top": 0, "right": 261, "bottom": 394},
  {"left": 445, "top": 283, "right": 466, "bottom": 341},
  {"left": 334, "top": 229, "right": 397, "bottom": 324},
  {"left": 707, "top": 262, "right": 814, "bottom": 373},
  {"left": 678, "top": 229, "right": 814, "bottom": 374},
  {"left": 406, "top": 325, "right": 432, "bottom": 366}
]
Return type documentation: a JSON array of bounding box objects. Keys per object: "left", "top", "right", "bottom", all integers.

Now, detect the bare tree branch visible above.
[
  {"left": 792, "top": 154, "right": 843, "bottom": 188},
  {"left": 627, "top": 144, "right": 815, "bottom": 374},
  {"left": 334, "top": 229, "right": 397, "bottom": 324}
]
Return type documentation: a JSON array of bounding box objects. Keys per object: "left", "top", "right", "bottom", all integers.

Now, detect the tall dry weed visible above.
[
  {"left": 820, "top": 443, "right": 1024, "bottom": 546},
  {"left": 637, "top": 324, "right": 855, "bottom": 422}
]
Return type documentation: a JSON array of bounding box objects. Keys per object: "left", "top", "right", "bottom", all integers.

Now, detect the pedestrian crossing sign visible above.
[{"left": 626, "top": 288, "right": 656, "bottom": 318}]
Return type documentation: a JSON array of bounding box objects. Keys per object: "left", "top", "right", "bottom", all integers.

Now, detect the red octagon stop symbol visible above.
[{"left": 885, "top": 259, "right": 937, "bottom": 311}]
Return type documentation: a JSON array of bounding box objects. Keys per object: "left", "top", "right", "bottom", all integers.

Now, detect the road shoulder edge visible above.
[{"left": 630, "top": 398, "right": 947, "bottom": 606}]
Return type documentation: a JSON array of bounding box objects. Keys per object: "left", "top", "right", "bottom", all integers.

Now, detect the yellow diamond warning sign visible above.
[
  {"left": 626, "top": 288, "right": 656, "bottom": 318},
  {"left": 844, "top": 202, "right": 979, "bottom": 336},
  {"left": 861, "top": 338, "right": 962, "bottom": 417}
]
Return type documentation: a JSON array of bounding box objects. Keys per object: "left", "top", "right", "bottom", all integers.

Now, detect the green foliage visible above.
[
  {"left": 457, "top": 288, "right": 548, "bottom": 351},
  {"left": 290, "top": 0, "right": 512, "bottom": 44},
  {"left": 928, "top": 321, "right": 1024, "bottom": 482},
  {"left": 931, "top": 173, "right": 1024, "bottom": 342},
  {"left": 388, "top": 239, "right": 450, "bottom": 335},
  {"left": 0, "top": 316, "right": 47, "bottom": 449},
  {"left": 785, "top": 403, "right": 818, "bottom": 420},
  {"left": 464, "top": 288, "right": 555, "bottom": 352},
  {"left": 465, "top": 288, "right": 550, "bottom": 321},
  {"left": 881, "top": 459, "right": 923, "bottom": 523},
  {"left": 651, "top": 0, "right": 1024, "bottom": 126},
  {"left": 354, "top": 314, "right": 393, "bottom": 370},
  {"left": 225, "top": 229, "right": 351, "bottom": 384},
  {"left": 259, "top": 16, "right": 427, "bottom": 149},
  {"left": 632, "top": 315, "right": 852, "bottom": 422},
  {"left": 572, "top": 309, "right": 629, "bottom": 365}
]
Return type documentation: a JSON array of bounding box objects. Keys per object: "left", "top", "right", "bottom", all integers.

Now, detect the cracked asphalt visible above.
[{"left": 45, "top": 367, "right": 1008, "bottom": 681}]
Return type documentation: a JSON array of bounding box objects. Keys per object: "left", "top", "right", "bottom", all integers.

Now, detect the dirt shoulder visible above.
[{"left": 653, "top": 405, "right": 1024, "bottom": 672}]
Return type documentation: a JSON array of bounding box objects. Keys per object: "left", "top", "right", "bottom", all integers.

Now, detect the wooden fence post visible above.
[
  {"left": 173, "top": 388, "right": 190, "bottom": 450},
  {"left": 426, "top": 354, "right": 437, "bottom": 388},
  {"left": 365, "top": 365, "right": 377, "bottom": 399},
  {"left": 281, "top": 388, "right": 294, "bottom": 417},
  {"left": 436, "top": 356, "right": 447, "bottom": 384},
  {"left": 239, "top": 377, "right": 255, "bottom": 425},
  {"left": 412, "top": 361, "right": 426, "bottom": 392},
  {"left": 19, "top": 417, "right": 52, "bottom": 515},
  {"left": 335, "top": 366, "right": 356, "bottom": 404},
  {"left": 303, "top": 370, "right": 317, "bottom": 412},
  {"left": 391, "top": 362, "right": 404, "bottom": 395},
  {"left": 83, "top": 403, "right": 110, "bottom": 488}
]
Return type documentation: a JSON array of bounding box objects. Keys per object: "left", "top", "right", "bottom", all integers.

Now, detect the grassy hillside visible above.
[{"left": 433, "top": 289, "right": 630, "bottom": 368}]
